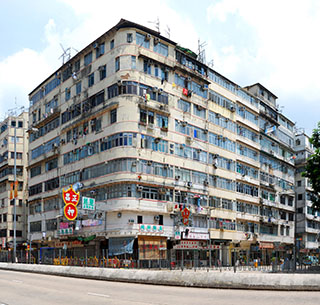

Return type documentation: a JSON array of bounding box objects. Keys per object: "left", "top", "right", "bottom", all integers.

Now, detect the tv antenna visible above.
[
  {"left": 148, "top": 17, "right": 160, "bottom": 33},
  {"left": 165, "top": 25, "right": 171, "bottom": 39},
  {"left": 208, "top": 59, "right": 214, "bottom": 68},
  {"left": 59, "top": 43, "right": 71, "bottom": 65},
  {"left": 198, "top": 39, "right": 207, "bottom": 64}
]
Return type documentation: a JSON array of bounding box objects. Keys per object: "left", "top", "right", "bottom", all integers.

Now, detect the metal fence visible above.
[{"left": 0, "top": 249, "right": 315, "bottom": 273}]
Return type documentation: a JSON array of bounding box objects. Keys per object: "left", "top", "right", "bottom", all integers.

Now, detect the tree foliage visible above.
[{"left": 303, "top": 122, "right": 320, "bottom": 211}]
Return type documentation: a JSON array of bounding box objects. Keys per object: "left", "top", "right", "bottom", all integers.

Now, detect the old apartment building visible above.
[
  {"left": 0, "top": 111, "right": 29, "bottom": 249},
  {"left": 295, "top": 133, "right": 320, "bottom": 253},
  {"left": 27, "top": 19, "right": 296, "bottom": 265}
]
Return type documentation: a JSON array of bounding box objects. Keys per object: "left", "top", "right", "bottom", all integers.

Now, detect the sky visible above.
[{"left": 0, "top": 0, "right": 319, "bottom": 135}]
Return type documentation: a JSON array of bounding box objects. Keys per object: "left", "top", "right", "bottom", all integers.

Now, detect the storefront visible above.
[{"left": 138, "top": 236, "right": 167, "bottom": 260}]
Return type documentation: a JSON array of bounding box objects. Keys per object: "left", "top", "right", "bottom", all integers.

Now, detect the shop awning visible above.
[{"left": 109, "top": 237, "right": 134, "bottom": 256}]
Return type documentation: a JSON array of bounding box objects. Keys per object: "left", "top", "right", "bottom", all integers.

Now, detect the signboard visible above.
[
  {"left": 81, "top": 219, "right": 102, "bottom": 227},
  {"left": 174, "top": 241, "right": 220, "bottom": 250},
  {"left": 181, "top": 208, "right": 190, "bottom": 226},
  {"left": 62, "top": 186, "right": 80, "bottom": 206},
  {"left": 181, "top": 232, "right": 209, "bottom": 240},
  {"left": 174, "top": 231, "right": 181, "bottom": 240},
  {"left": 139, "top": 224, "right": 164, "bottom": 234},
  {"left": 1, "top": 237, "right": 6, "bottom": 248},
  {"left": 59, "top": 222, "right": 69, "bottom": 229},
  {"left": 58, "top": 228, "right": 73, "bottom": 235},
  {"left": 64, "top": 203, "right": 78, "bottom": 221},
  {"left": 82, "top": 196, "right": 95, "bottom": 211},
  {"left": 62, "top": 185, "right": 79, "bottom": 221},
  {"left": 55, "top": 240, "right": 83, "bottom": 248}
]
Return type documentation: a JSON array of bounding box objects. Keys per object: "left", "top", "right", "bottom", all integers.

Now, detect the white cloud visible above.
[{"left": 206, "top": 0, "right": 320, "bottom": 133}]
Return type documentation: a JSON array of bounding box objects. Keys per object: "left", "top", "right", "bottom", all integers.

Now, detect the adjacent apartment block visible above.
[
  {"left": 27, "top": 19, "right": 296, "bottom": 266},
  {"left": 0, "top": 111, "right": 29, "bottom": 249},
  {"left": 295, "top": 133, "right": 320, "bottom": 253}
]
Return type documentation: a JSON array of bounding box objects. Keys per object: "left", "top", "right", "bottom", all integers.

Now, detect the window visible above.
[
  {"left": 154, "top": 42, "right": 168, "bottom": 57},
  {"left": 88, "top": 73, "right": 94, "bottom": 87},
  {"left": 11, "top": 152, "right": 22, "bottom": 159},
  {"left": 18, "top": 121, "right": 23, "bottom": 128},
  {"left": 143, "top": 59, "right": 151, "bottom": 74},
  {"left": 297, "top": 180, "right": 302, "bottom": 187},
  {"left": 110, "top": 109, "right": 117, "bottom": 124},
  {"left": 137, "top": 215, "right": 143, "bottom": 224},
  {"left": 45, "top": 158, "right": 58, "bottom": 171},
  {"left": 30, "top": 165, "right": 41, "bottom": 178},
  {"left": 30, "top": 221, "right": 41, "bottom": 232},
  {"left": 136, "top": 32, "right": 150, "bottom": 49},
  {"left": 178, "top": 99, "right": 191, "bottom": 112},
  {"left": 84, "top": 51, "right": 92, "bottom": 66},
  {"left": 65, "top": 88, "right": 71, "bottom": 101},
  {"left": 11, "top": 120, "right": 16, "bottom": 127},
  {"left": 76, "top": 81, "right": 82, "bottom": 95},
  {"left": 96, "top": 43, "right": 105, "bottom": 58},
  {"left": 131, "top": 56, "right": 136, "bottom": 69},
  {"left": 127, "top": 33, "right": 133, "bottom": 43},
  {"left": 298, "top": 194, "right": 303, "bottom": 200},
  {"left": 110, "top": 39, "right": 114, "bottom": 50},
  {"left": 99, "top": 65, "right": 106, "bottom": 80},
  {"left": 74, "top": 59, "right": 80, "bottom": 72},
  {"left": 115, "top": 57, "right": 120, "bottom": 72}
]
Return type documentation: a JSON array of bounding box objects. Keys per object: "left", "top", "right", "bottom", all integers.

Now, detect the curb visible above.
[{"left": 1, "top": 263, "right": 320, "bottom": 291}]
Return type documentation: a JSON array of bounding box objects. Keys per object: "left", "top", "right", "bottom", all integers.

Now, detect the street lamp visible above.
[{"left": 13, "top": 126, "right": 38, "bottom": 263}]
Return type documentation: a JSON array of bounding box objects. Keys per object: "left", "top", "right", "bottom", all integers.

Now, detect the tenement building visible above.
[
  {"left": 0, "top": 111, "right": 29, "bottom": 250},
  {"left": 295, "top": 133, "right": 320, "bottom": 254},
  {"left": 27, "top": 19, "right": 296, "bottom": 265}
]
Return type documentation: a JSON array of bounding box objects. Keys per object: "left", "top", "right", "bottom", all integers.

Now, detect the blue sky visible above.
[{"left": 0, "top": 0, "right": 319, "bottom": 135}]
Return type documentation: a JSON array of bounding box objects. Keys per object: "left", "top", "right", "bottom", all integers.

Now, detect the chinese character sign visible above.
[
  {"left": 64, "top": 203, "right": 78, "bottom": 221},
  {"left": 62, "top": 186, "right": 80, "bottom": 206},
  {"left": 82, "top": 196, "right": 95, "bottom": 211},
  {"left": 62, "top": 186, "right": 79, "bottom": 221},
  {"left": 181, "top": 208, "right": 190, "bottom": 226}
]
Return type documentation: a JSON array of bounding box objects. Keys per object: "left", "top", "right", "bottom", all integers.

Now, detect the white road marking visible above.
[
  {"left": 87, "top": 292, "right": 110, "bottom": 298},
  {"left": 12, "top": 280, "right": 23, "bottom": 283}
]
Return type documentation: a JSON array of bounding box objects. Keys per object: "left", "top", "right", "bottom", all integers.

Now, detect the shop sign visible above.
[
  {"left": 181, "top": 232, "right": 209, "bottom": 240},
  {"left": 59, "top": 222, "right": 69, "bottom": 229},
  {"left": 55, "top": 240, "right": 83, "bottom": 248},
  {"left": 64, "top": 203, "right": 78, "bottom": 221},
  {"left": 1, "top": 237, "right": 6, "bottom": 248},
  {"left": 58, "top": 228, "right": 73, "bottom": 235},
  {"left": 62, "top": 186, "right": 80, "bottom": 206},
  {"left": 174, "top": 231, "right": 181, "bottom": 240},
  {"left": 81, "top": 219, "right": 102, "bottom": 227},
  {"left": 139, "top": 224, "right": 164, "bottom": 234},
  {"left": 181, "top": 208, "right": 190, "bottom": 226},
  {"left": 82, "top": 196, "right": 95, "bottom": 211},
  {"left": 174, "top": 241, "right": 199, "bottom": 249},
  {"left": 259, "top": 242, "right": 274, "bottom": 249}
]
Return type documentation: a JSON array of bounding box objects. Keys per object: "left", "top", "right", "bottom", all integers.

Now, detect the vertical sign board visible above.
[{"left": 62, "top": 186, "right": 80, "bottom": 221}]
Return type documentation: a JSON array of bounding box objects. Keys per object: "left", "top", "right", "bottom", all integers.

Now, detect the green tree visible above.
[{"left": 303, "top": 123, "right": 320, "bottom": 211}]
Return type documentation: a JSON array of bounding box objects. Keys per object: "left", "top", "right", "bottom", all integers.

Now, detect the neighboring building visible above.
[
  {"left": 27, "top": 19, "right": 296, "bottom": 265},
  {"left": 0, "top": 111, "right": 29, "bottom": 250},
  {"left": 294, "top": 133, "right": 320, "bottom": 253}
]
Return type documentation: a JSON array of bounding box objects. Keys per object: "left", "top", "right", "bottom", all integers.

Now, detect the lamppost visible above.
[{"left": 13, "top": 126, "right": 38, "bottom": 263}]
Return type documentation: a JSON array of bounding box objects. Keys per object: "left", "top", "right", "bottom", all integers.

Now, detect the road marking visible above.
[
  {"left": 87, "top": 292, "right": 110, "bottom": 298},
  {"left": 12, "top": 280, "right": 23, "bottom": 283}
]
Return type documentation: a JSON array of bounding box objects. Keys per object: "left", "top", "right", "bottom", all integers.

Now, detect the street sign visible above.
[
  {"left": 64, "top": 203, "right": 78, "bottom": 221},
  {"left": 82, "top": 196, "right": 95, "bottom": 210}
]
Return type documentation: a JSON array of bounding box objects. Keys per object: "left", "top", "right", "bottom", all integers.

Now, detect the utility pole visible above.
[{"left": 13, "top": 126, "right": 17, "bottom": 263}]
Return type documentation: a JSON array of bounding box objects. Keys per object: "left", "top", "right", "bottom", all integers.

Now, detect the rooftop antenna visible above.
[
  {"left": 165, "top": 25, "right": 171, "bottom": 39},
  {"left": 198, "top": 39, "right": 207, "bottom": 64},
  {"left": 59, "top": 43, "right": 71, "bottom": 65},
  {"left": 148, "top": 17, "right": 160, "bottom": 33},
  {"left": 208, "top": 59, "right": 214, "bottom": 68}
]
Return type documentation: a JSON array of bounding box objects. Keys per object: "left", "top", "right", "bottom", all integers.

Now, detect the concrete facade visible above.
[
  {"left": 294, "top": 133, "right": 320, "bottom": 252},
  {"left": 26, "top": 19, "right": 296, "bottom": 265},
  {"left": 0, "top": 111, "right": 29, "bottom": 248}
]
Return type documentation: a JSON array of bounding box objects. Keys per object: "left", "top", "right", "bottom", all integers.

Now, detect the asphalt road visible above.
[{"left": 0, "top": 269, "right": 319, "bottom": 305}]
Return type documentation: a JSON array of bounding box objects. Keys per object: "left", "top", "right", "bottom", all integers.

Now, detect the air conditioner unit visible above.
[
  {"left": 229, "top": 106, "right": 236, "bottom": 112},
  {"left": 203, "top": 128, "right": 208, "bottom": 134},
  {"left": 154, "top": 37, "right": 160, "bottom": 45},
  {"left": 222, "top": 137, "right": 227, "bottom": 142},
  {"left": 90, "top": 119, "right": 96, "bottom": 126},
  {"left": 137, "top": 185, "right": 144, "bottom": 192},
  {"left": 204, "top": 180, "right": 209, "bottom": 186},
  {"left": 132, "top": 161, "right": 137, "bottom": 166},
  {"left": 128, "top": 219, "right": 134, "bottom": 224},
  {"left": 147, "top": 160, "right": 153, "bottom": 166},
  {"left": 158, "top": 188, "right": 166, "bottom": 195},
  {"left": 117, "top": 80, "right": 123, "bottom": 86},
  {"left": 145, "top": 34, "right": 151, "bottom": 41},
  {"left": 154, "top": 137, "right": 161, "bottom": 144},
  {"left": 175, "top": 175, "right": 180, "bottom": 180},
  {"left": 187, "top": 76, "right": 192, "bottom": 81},
  {"left": 164, "top": 164, "right": 169, "bottom": 169},
  {"left": 93, "top": 42, "right": 98, "bottom": 49},
  {"left": 152, "top": 86, "right": 158, "bottom": 92},
  {"left": 181, "top": 121, "right": 187, "bottom": 127},
  {"left": 187, "top": 181, "right": 192, "bottom": 188},
  {"left": 158, "top": 88, "right": 163, "bottom": 94},
  {"left": 154, "top": 215, "right": 160, "bottom": 221},
  {"left": 186, "top": 136, "right": 192, "bottom": 143}
]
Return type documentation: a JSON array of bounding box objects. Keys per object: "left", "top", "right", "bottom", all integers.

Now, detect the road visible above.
[{"left": 0, "top": 269, "right": 319, "bottom": 305}]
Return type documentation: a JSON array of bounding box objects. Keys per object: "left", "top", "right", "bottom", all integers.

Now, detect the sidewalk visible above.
[{"left": 1, "top": 262, "right": 320, "bottom": 291}]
